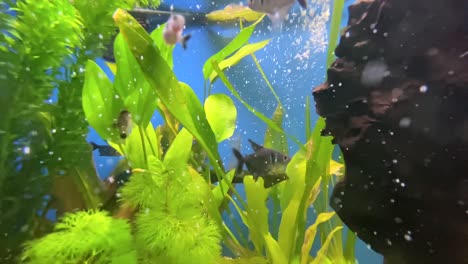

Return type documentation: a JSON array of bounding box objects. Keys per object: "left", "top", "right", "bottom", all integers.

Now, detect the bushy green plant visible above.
[
  {"left": 0, "top": 0, "right": 159, "bottom": 261},
  {"left": 22, "top": 210, "right": 136, "bottom": 264}
]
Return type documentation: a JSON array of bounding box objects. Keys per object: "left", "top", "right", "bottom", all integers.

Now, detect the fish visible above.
[
  {"left": 90, "top": 142, "right": 121, "bottom": 156},
  {"left": 163, "top": 14, "right": 191, "bottom": 49},
  {"left": 115, "top": 110, "right": 132, "bottom": 139},
  {"left": 247, "top": 0, "right": 307, "bottom": 28},
  {"left": 232, "top": 139, "right": 291, "bottom": 188}
]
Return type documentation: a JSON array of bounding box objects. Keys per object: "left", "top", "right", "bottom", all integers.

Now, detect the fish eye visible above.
[{"left": 283, "top": 156, "right": 289, "bottom": 161}]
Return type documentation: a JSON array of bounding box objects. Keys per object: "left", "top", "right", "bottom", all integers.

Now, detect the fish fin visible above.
[
  {"left": 248, "top": 139, "right": 263, "bottom": 151},
  {"left": 232, "top": 148, "right": 244, "bottom": 175},
  {"left": 90, "top": 142, "right": 99, "bottom": 150},
  {"left": 181, "top": 34, "right": 191, "bottom": 49},
  {"left": 297, "top": 0, "right": 307, "bottom": 9},
  {"left": 267, "top": 13, "right": 284, "bottom": 32}
]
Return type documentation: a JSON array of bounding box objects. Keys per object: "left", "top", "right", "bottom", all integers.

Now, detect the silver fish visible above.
[
  {"left": 233, "top": 139, "right": 291, "bottom": 188},
  {"left": 116, "top": 110, "right": 132, "bottom": 139},
  {"left": 247, "top": 0, "right": 307, "bottom": 27},
  {"left": 163, "top": 14, "right": 191, "bottom": 49}
]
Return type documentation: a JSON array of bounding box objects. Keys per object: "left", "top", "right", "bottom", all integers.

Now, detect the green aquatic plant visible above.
[
  {"left": 22, "top": 210, "right": 136, "bottom": 264},
  {"left": 18, "top": 1, "right": 357, "bottom": 264},
  {"left": 0, "top": 0, "right": 159, "bottom": 260}
]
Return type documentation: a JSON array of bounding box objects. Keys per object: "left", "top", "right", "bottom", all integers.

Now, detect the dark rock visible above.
[{"left": 312, "top": 0, "right": 468, "bottom": 263}]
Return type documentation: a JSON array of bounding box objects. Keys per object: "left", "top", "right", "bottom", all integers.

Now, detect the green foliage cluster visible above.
[
  {"left": 22, "top": 210, "right": 136, "bottom": 264},
  {"left": 0, "top": 0, "right": 159, "bottom": 261},
  {"left": 6, "top": 1, "right": 355, "bottom": 264}
]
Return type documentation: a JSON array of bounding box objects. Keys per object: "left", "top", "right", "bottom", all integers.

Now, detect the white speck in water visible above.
[
  {"left": 394, "top": 217, "right": 403, "bottom": 223},
  {"left": 390, "top": 198, "right": 395, "bottom": 203},
  {"left": 448, "top": 70, "right": 455, "bottom": 75},
  {"left": 345, "top": 31, "right": 350, "bottom": 38},
  {"left": 361, "top": 59, "right": 390, "bottom": 87},
  {"left": 401, "top": 182, "right": 406, "bottom": 187},
  {"left": 48, "top": 151, "right": 54, "bottom": 156},
  {"left": 419, "top": 85, "right": 428, "bottom": 93},
  {"left": 399, "top": 117, "right": 411, "bottom": 128},
  {"left": 404, "top": 234, "right": 412, "bottom": 241},
  {"left": 392, "top": 159, "right": 398, "bottom": 164},
  {"left": 23, "top": 146, "right": 31, "bottom": 155},
  {"left": 386, "top": 239, "right": 392, "bottom": 246},
  {"left": 372, "top": 28, "right": 378, "bottom": 34},
  {"left": 51, "top": 129, "right": 57, "bottom": 134},
  {"left": 383, "top": 32, "right": 388, "bottom": 37}
]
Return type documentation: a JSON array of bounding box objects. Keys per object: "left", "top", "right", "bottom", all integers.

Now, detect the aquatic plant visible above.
[
  {"left": 11, "top": 0, "right": 359, "bottom": 263},
  {"left": 0, "top": 0, "right": 158, "bottom": 261}
]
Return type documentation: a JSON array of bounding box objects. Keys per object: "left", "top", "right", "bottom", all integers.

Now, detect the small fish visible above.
[
  {"left": 163, "top": 14, "right": 191, "bottom": 49},
  {"left": 247, "top": 0, "right": 307, "bottom": 28},
  {"left": 90, "top": 142, "right": 121, "bottom": 156},
  {"left": 116, "top": 110, "right": 132, "bottom": 139},
  {"left": 232, "top": 139, "right": 291, "bottom": 188}
]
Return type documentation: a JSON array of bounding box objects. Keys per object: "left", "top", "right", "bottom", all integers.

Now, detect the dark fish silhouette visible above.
[
  {"left": 90, "top": 142, "right": 120, "bottom": 156},
  {"left": 232, "top": 139, "right": 291, "bottom": 188}
]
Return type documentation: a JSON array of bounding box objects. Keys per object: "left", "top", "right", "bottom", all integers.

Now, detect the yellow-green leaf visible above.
[
  {"left": 310, "top": 226, "right": 344, "bottom": 264},
  {"left": 300, "top": 212, "right": 336, "bottom": 264},
  {"left": 206, "top": 4, "right": 263, "bottom": 23},
  {"left": 204, "top": 94, "right": 237, "bottom": 142},
  {"left": 209, "top": 39, "right": 270, "bottom": 83},
  {"left": 163, "top": 128, "right": 192, "bottom": 171},
  {"left": 203, "top": 16, "right": 264, "bottom": 80},
  {"left": 244, "top": 176, "right": 269, "bottom": 252},
  {"left": 82, "top": 60, "right": 123, "bottom": 142}
]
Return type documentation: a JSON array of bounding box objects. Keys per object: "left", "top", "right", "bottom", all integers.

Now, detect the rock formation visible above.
[{"left": 312, "top": 0, "right": 468, "bottom": 263}]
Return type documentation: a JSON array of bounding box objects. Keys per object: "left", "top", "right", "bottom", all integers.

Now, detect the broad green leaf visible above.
[
  {"left": 203, "top": 16, "right": 264, "bottom": 80},
  {"left": 326, "top": 0, "right": 345, "bottom": 68},
  {"left": 244, "top": 176, "right": 269, "bottom": 253},
  {"left": 264, "top": 104, "right": 287, "bottom": 154},
  {"left": 82, "top": 60, "right": 123, "bottom": 142},
  {"left": 310, "top": 226, "right": 344, "bottom": 264},
  {"left": 344, "top": 229, "right": 357, "bottom": 263},
  {"left": 150, "top": 23, "right": 175, "bottom": 69},
  {"left": 277, "top": 146, "right": 308, "bottom": 261},
  {"left": 204, "top": 94, "right": 237, "bottom": 142},
  {"left": 206, "top": 5, "right": 263, "bottom": 23},
  {"left": 108, "top": 122, "right": 158, "bottom": 169},
  {"left": 264, "top": 233, "right": 288, "bottom": 264},
  {"left": 209, "top": 39, "right": 271, "bottom": 83},
  {"left": 264, "top": 103, "right": 287, "bottom": 239},
  {"left": 114, "top": 34, "right": 158, "bottom": 127},
  {"left": 163, "top": 128, "right": 192, "bottom": 171},
  {"left": 305, "top": 96, "right": 312, "bottom": 140},
  {"left": 330, "top": 160, "right": 344, "bottom": 176},
  {"left": 113, "top": 9, "right": 224, "bottom": 179},
  {"left": 212, "top": 169, "right": 235, "bottom": 208},
  {"left": 300, "top": 212, "right": 335, "bottom": 264}
]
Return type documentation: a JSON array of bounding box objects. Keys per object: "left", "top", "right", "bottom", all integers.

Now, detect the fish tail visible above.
[
  {"left": 232, "top": 148, "right": 244, "bottom": 175},
  {"left": 181, "top": 34, "right": 191, "bottom": 49},
  {"left": 297, "top": 0, "right": 307, "bottom": 9},
  {"left": 90, "top": 142, "right": 99, "bottom": 150}
]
